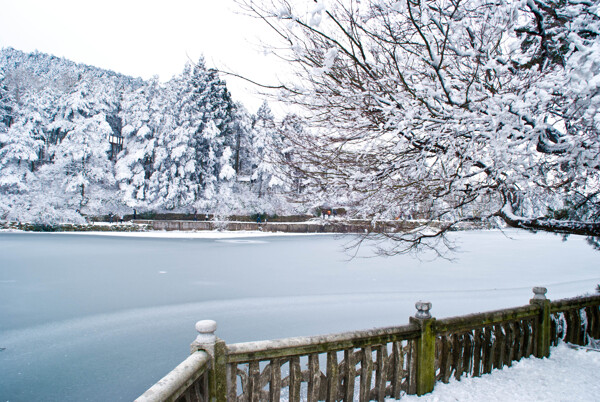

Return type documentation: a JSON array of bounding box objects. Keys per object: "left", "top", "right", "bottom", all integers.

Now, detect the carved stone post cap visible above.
[
  {"left": 195, "top": 320, "right": 217, "bottom": 334},
  {"left": 415, "top": 301, "right": 432, "bottom": 319},
  {"left": 532, "top": 287, "right": 548, "bottom": 300},
  {"left": 194, "top": 320, "right": 217, "bottom": 345}
]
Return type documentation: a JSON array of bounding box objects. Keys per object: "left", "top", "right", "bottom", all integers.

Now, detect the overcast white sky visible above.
[{"left": 0, "top": 0, "right": 287, "bottom": 113}]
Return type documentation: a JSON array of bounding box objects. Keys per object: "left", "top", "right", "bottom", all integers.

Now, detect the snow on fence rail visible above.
[
  {"left": 137, "top": 351, "right": 210, "bottom": 402},
  {"left": 136, "top": 289, "right": 600, "bottom": 402}
]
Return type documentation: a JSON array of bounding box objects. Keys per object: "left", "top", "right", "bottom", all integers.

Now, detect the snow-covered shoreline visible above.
[
  {"left": 0, "top": 227, "right": 326, "bottom": 239},
  {"left": 0, "top": 224, "right": 494, "bottom": 239},
  {"left": 0, "top": 217, "right": 487, "bottom": 239},
  {"left": 49, "top": 229, "right": 319, "bottom": 239}
]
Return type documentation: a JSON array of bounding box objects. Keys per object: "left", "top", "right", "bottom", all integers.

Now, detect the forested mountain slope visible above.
[{"left": 0, "top": 48, "right": 301, "bottom": 223}]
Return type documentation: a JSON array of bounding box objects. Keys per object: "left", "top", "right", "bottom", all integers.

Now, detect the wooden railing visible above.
[
  {"left": 224, "top": 325, "right": 421, "bottom": 401},
  {"left": 434, "top": 304, "right": 540, "bottom": 384},
  {"left": 136, "top": 350, "right": 210, "bottom": 402},
  {"left": 137, "top": 288, "right": 600, "bottom": 401},
  {"left": 550, "top": 295, "right": 600, "bottom": 346}
]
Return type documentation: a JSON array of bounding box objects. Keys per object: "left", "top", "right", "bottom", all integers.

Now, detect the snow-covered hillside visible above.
[{"left": 0, "top": 48, "right": 303, "bottom": 223}]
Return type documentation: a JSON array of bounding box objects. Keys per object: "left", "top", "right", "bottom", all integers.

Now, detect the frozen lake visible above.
[{"left": 0, "top": 230, "right": 599, "bottom": 401}]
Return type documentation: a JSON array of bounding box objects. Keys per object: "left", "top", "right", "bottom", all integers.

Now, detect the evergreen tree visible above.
[
  {"left": 187, "top": 60, "right": 237, "bottom": 210},
  {"left": 251, "top": 101, "right": 285, "bottom": 198},
  {"left": 230, "top": 102, "right": 254, "bottom": 176},
  {"left": 148, "top": 63, "right": 202, "bottom": 211},
  {"left": 150, "top": 60, "right": 238, "bottom": 212},
  {"left": 0, "top": 74, "right": 48, "bottom": 220},
  {"left": 0, "top": 72, "right": 12, "bottom": 131},
  {"left": 43, "top": 78, "right": 118, "bottom": 215},
  {"left": 279, "top": 113, "right": 308, "bottom": 197},
  {"left": 116, "top": 79, "right": 160, "bottom": 211}
]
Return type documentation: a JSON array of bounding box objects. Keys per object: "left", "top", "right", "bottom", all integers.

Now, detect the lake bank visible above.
[{"left": 0, "top": 217, "right": 486, "bottom": 234}]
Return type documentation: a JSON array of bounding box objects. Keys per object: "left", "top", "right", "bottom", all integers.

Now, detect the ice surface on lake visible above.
[
  {"left": 0, "top": 230, "right": 598, "bottom": 401},
  {"left": 216, "top": 238, "right": 269, "bottom": 244}
]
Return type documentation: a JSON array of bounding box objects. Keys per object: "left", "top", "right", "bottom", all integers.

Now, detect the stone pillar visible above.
[
  {"left": 190, "top": 320, "right": 227, "bottom": 402},
  {"left": 191, "top": 320, "right": 218, "bottom": 354},
  {"left": 409, "top": 301, "right": 436, "bottom": 396},
  {"left": 530, "top": 287, "right": 551, "bottom": 358}
]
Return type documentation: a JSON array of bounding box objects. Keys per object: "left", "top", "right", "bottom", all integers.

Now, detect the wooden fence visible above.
[{"left": 136, "top": 288, "right": 600, "bottom": 402}]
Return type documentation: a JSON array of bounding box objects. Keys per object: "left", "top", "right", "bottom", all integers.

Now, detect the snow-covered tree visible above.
[
  {"left": 147, "top": 60, "right": 238, "bottom": 212},
  {"left": 0, "top": 112, "right": 44, "bottom": 176},
  {"left": 231, "top": 102, "right": 254, "bottom": 176},
  {"left": 0, "top": 72, "right": 12, "bottom": 132},
  {"left": 278, "top": 113, "right": 309, "bottom": 198},
  {"left": 0, "top": 70, "right": 48, "bottom": 220},
  {"left": 41, "top": 77, "right": 120, "bottom": 216},
  {"left": 250, "top": 101, "right": 287, "bottom": 197},
  {"left": 53, "top": 115, "right": 116, "bottom": 211},
  {"left": 188, "top": 60, "right": 238, "bottom": 211},
  {"left": 116, "top": 78, "right": 161, "bottom": 211},
  {"left": 0, "top": 114, "right": 44, "bottom": 220},
  {"left": 239, "top": 0, "right": 600, "bottom": 253}
]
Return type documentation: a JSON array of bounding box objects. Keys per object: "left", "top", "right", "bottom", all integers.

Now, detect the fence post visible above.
[
  {"left": 409, "top": 301, "right": 436, "bottom": 396},
  {"left": 190, "top": 320, "right": 228, "bottom": 402},
  {"left": 530, "top": 287, "right": 551, "bottom": 358}
]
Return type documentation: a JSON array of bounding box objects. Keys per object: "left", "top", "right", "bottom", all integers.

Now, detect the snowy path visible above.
[{"left": 400, "top": 344, "right": 600, "bottom": 402}]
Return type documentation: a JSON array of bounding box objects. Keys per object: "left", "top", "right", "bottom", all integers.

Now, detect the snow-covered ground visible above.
[
  {"left": 400, "top": 344, "right": 600, "bottom": 402},
  {"left": 63, "top": 228, "right": 320, "bottom": 239}
]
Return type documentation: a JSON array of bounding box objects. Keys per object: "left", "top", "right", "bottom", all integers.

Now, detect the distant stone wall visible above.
[
  {"left": 0, "top": 221, "right": 151, "bottom": 232},
  {"left": 134, "top": 219, "right": 427, "bottom": 233},
  {"left": 1, "top": 219, "right": 483, "bottom": 233}
]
